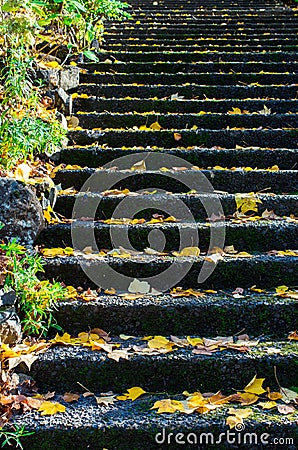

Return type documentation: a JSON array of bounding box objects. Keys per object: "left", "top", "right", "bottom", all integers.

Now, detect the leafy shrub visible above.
[
  {"left": 0, "top": 240, "right": 65, "bottom": 336},
  {"left": 0, "top": 113, "right": 66, "bottom": 170}
]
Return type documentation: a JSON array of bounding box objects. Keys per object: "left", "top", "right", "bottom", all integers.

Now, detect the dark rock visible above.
[
  {"left": 0, "top": 289, "right": 21, "bottom": 345},
  {"left": 55, "top": 87, "right": 73, "bottom": 116},
  {"left": 59, "top": 66, "right": 80, "bottom": 91},
  {"left": 37, "top": 66, "right": 80, "bottom": 92},
  {"left": 0, "top": 178, "right": 44, "bottom": 245}
]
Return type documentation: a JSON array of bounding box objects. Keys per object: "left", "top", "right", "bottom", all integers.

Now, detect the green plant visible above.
[
  {"left": 0, "top": 0, "right": 131, "bottom": 62},
  {"left": 0, "top": 425, "right": 34, "bottom": 449},
  {"left": 0, "top": 240, "right": 66, "bottom": 336},
  {"left": 0, "top": 50, "right": 34, "bottom": 103},
  {"left": 0, "top": 112, "right": 66, "bottom": 169},
  {"left": 40, "top": 0, "right": 131, "bottom": 60}
]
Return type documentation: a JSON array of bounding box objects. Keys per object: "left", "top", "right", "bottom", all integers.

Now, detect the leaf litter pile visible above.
[{"left": 0, "top": 327, "right": 297, "bottom": 428}]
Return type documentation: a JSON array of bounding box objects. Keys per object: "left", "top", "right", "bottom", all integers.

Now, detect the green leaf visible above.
[{"left": 83, "top": 50, "right": 99, "bottom": 62}]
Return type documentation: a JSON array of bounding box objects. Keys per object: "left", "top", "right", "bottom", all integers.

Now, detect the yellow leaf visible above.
[
  {"left": 51, "top": 333, "right": 73, "bottom": 345},
  {"left": 38, "top": 401, "right": 66, "bottom": 415},
  {"left": 187, "top": 336, "right": 204, "bottom": 346},
  {"left": 45, "top": 61, "right": 60, "bottom": 69},
  {"left": 151, "top": 399, "right": 184, "bottom": 413},
  {"left": 235, "top": 192, "right": 262, "bottom": 214},
  {"left": 117, "top": 387, "right": 146, "bottom": 401},
  {"left": 228, "top": 407, "right": 252, "bottom": 418},
  {"left": 130, "top": 160, "right": 146, "bottom": 171},
  {"left": 70, "top": 61, "right": 77, "bottom": 66},
  {"left": 275, "top": 285, "right": 288, "bottom": 294},
  {"left": 244, "top": 375, "right": 266, "bottom": 395},
  {"left": 228, "top": 107, "right": 242, "bottom": 114},
  {"left": 288, "top": 331, "right": 298, "bottom": 340},
  {"left": 65, "top": 286, "right": 78, "bottom": 299},
  {"left": 173, "top": 246, "right": 200, "bottom": 257},
  {"left": 15, "top": 163, "right": 32, "bottom": 183},
  {"left": 226, "top": 415, "right": 243, "bottom": 429},
  {"left": 237, "top": 392, "right": 259, "bottom": 405},
  {"left": 174, "top": 133, "right": 182, "bottom": 141},
  {"left": 41, "top": 247, "right": 74, "bottom": 257},
  {"left": 187, "top": 393, "right": 205, "bottom": 408},
  {"left": 267, "top": 391, "right": 283, "bottom": 401},
  {"left": 148, "top": 336, "right": 174, "bottom": 350},
  {"left": 43, "top": 206, "right": 52, "bottom": 224},
  {"left": 170, "top": 288, "right": 204, "bottom": 298},
  {"left": 126, "top": 387, "right": 146, "bottom": 401},
  {"left": 235, "top": 251, "right": 252, "bottom": 258},
  {"left": 149, "top": 121, "right": 162, "bottom": 130},
  {"left": 258, "top": 401, "right": 277, "bottom": 409}
]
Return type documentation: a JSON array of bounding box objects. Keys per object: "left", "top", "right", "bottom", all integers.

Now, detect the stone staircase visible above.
[{"left": 15, "top": 0, "right": 298, "bottom": 448}]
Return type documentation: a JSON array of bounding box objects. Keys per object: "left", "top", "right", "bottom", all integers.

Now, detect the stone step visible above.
[
  {"left": 72, "top": 98, "right": 298, "bottom": 113},
  {"left": 74, "top": 84, "right": 298, "bottom": 100},
  {"left": 107, "top": 25, "right": 298, "bottom": 30},
  {"left": 80, "top": 61, "right": 298, "bottom": 74},
  {"left": 12, "top": 396, "right": 298, "bottom": 450},
  {"left": 54, "top": 193, "right": 298, "bottom": 220},
  {"left": 103, "top": 37, "right": 298, "bottom": 44},
  {"left": 80, "top": 72, "right": 298, "bottom": 85},
  {"left": 40, "top": 221, "right": 298, "bottom": 252},
  {"left": 74, "top": 112, "right": 298, "bottom": 130},
  {"left": 91, "top": 51, "right": 298, "bottom": 62},
  {"left": 100, "top": 45, "right": 298, "bottom": 51},
  {"left": 54, "top": 291, "right": 298, "bottom": 337},
  {"left": 21, "top": 339, "right": 298, "bottom": 393},
  {"left": 41, "top": 254, "right": 298, "bottom": 290},
  {"left": 68, "top": 129, "right": 298, "bottom": 151},
  {"left": 54, "top": 167, "right": 298, "bottom": 194},
  {"left": 108, "top": 16, "right": 298, "bottom": 21},
  {"left": 108, "top": 25, "right": 297, "bottom": 31}
]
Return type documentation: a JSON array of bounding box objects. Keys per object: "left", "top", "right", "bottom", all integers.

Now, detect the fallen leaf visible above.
[
  {"left": 170, "top": 93, "right": 184, "bottom": 101},
  {"left": 280, "top": 387, "right": 298, "bottom": 404},
  {"left": 267, "top": 390, "right": 282, "bottom": 401},
  {"left": 107, "top": 349, "right": 130, "bottom": 362},
  {"left": 128, "top": 279, "right": 151, "bottom": 294},
  {"left": 174, "top": 133, "right": 182, "bottom": 141},
  {"left": 130, "top": 160, "right": 146, "bottom": 171},
  {"left": 228, "top": 407, "right": 252, "bottom": 418},
  {"left": 172, "top": 246, "right": 200, "bottom": 257},
  {"left": 226, "top": 407, "right": 252, "bottom": 429},
  {"left": 244, "top": 375, "right": 266, "bottom": 395},
  {"left": 149, "top": 121, "right": 162, "bottom": 130},
  {"left": 38, "top": 401, "right": 66, "bottom": 415},
  {"left": 96, "top": 395, "right": 117, "bottom": 406},
  {"left": 61, "top": 393, "right": 80, "bottom": 403},
  {"left": 235, "top": 192, "right": 262, "bottom": 214},
  {"left": 237, "top": 392, "right": 259, "bottom": 405},
  {"left": 151, "top": 399, "right": 184, "bottom": 413},
  {"left": 228, "top": 107, "right": 242, "bottom": 114},
  {"left": 288, "top": 331, "right": 298, "bottom": 340},
  {"left": 148, "top": 336, "right": 175, "bottom": 351},
  {"left": 258, "top": 105, "right": 271, "bottom": 115},
  {"left": 15, "top": 163, "right": 32, "bottom": 183},
  {"left": 258, "top": 401, "right": 277, "bottom": 409},
  {"left": 277, "top": 404, "right": 296, "bottom": 415},
  {"left": 117, "top": 387, "right": 146, "bottom": 401}
]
